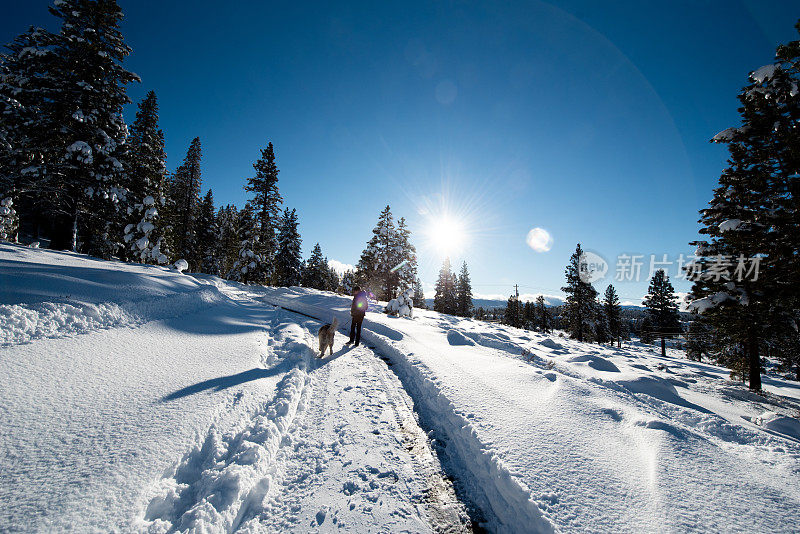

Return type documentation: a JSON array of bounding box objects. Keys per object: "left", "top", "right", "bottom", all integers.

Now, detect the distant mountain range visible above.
[{"left": 425, "top": 296, "right": 564, "bottom": 310}]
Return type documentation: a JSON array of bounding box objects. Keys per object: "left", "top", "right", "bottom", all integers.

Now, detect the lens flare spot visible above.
[{"left": 526, "top": 227, "right": 553, "bottom": 252}]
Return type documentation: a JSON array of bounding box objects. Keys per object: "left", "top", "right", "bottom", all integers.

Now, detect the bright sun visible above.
[{"left": 426, "top": 215, "right": 467, "bottom": 257}]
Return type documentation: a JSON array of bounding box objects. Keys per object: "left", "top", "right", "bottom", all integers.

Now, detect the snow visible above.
[
  {"left": 718, "top": 218, "right": 743, "bottom": 232},
  {"left": 258, "top": 287, "right": 800, "bottom": 533},
  {"left": 66, "top": 140, "right": 93, "bottom": 163},
  {"left": 712, "top": 127, "right": 737, "bottom": 142},
  {"left": 386, "top": 287, "right": 415, "bottom": 317},
  {"left": 173, "top": 258, "right": 188, "bottom": 272},
  {"left": 2, "top": 246, "right": 799, "bottom": 532},
  {"left": 751, "top": 64, "right": 779, "bottom": 83},
  {"left": 0, "top": 246, "right": 469, "bottom": 532},
  {"left": 687, "top": 291, "right": 734, "bottom": 313}
]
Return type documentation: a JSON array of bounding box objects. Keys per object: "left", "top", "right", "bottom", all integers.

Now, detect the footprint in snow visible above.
[{"left": 315, "top": 508, "right": 327, "bottom": 525}]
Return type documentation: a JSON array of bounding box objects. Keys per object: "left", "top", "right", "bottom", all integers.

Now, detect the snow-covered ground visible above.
[
  {"left": 2, "top": 244, "right": 799, "bottom": 532},
  {"left": 257, "top": 288, "right": 800, "bottom": 533},
  {"left": 0, "top": 245, "right": 469, "bottom": 533}
]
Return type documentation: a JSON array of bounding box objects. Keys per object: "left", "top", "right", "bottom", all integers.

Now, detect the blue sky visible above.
[{"left": 3, "top": 1, "right": 799, "bottom": 304}]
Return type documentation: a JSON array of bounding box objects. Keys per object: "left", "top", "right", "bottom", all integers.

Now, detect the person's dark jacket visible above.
[{"left": 351, "top": 290, "right": 368, "bottom": 317}]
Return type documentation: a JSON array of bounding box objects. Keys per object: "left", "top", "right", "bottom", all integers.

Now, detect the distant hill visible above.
[{"left": 425, "top": 296, "right": 566, "bottom": 310}]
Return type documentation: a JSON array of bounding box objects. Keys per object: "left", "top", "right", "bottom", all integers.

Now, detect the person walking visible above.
[{"left": 348, "top": 286, "right": 368, "bottom": 346}]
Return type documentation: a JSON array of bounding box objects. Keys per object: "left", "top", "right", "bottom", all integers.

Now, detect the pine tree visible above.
[
  {"left": 594, "top": 299, "right": 611, "bottom": 345},
  {"left": 535, "top": 295, "right": 550, "bottom": 333},
  {"left": 561, "top": 243, "right": 598, "bottom": 342},
  {"left": 274, "top": 208, "right": 302, "bottom": 286},
  {"left": 524, "top": 301, "right": 537, "bottom": 329},
  {"left": 244, "top": 141, "right": 282, "bottom": 283},
  {"left": 169, "top": 137, "right": 202, "bottom": 269},
  {"left": 644, "top": 270, "right": 681, "bottom": 357},
  {"left": 229, "top": 203, "right": 261, "bottom": 283},
  {"left": 602, "top": 285, "right": 622, "bottom": 347},
  {"left": 685, "top": 319, "right": 712, "bottom": 362},
  {"left": 324, "top": 262, "right": 341, "bottom": 292},
  {"left": 455, "top": 261, "right": 473, "bottom": 317},
  {"left": 303, "top": 243, "right": 329, "bottom": 290},
  {"left": 0, "top": 28, "right": 59, "bottom": 243},
  {"left": 395, "top": 217, "right": 417, "bottom": 292},
  {"left": 195, "top": 189, "right": 219, "bottom": 274},
  {"left": 216, "top": 204, "right": 240, "bottom": 277},
  {"left": 340, "top": 270, "right": 356, "bottom": 294},
  {"left": 639, "top": 317, "right": 654, "bottom": 345},
  {"left": 687, "top": 24, "right": 800, "bottom": 391},
  {"left": 0, "top": 1, "right": 138, "bottom": 254},
  {"left": 356, "top": 205, "right": 401, "bottom": 300},
  {"left": 433, "top": 257, "right": 457, "bottom": 315},
  {"left": 504, "top": 296, "right": 523, "bottom": 328},
  {"left": 413, "top": 277, "right": 427, "bottom": 309},
  {"left": 122, "top": 91, "right": 169, "bottom": 264}
]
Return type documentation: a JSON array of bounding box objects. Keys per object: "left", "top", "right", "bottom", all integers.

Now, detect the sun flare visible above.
[{"left": 425, "top": 215, "right": 467, "bottom": 257}]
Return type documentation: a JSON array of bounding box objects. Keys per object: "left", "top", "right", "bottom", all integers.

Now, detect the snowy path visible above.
[
  {"left": 247, "top": 330, "right": 470, "bottom": 532},
  {"left": 137, "top": 283, "right": 471, "bottom": 533}
]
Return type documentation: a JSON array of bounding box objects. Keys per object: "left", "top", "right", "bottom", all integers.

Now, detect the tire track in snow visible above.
[{"left": 367, "top": 352, "right": 474, "bottom": 533}]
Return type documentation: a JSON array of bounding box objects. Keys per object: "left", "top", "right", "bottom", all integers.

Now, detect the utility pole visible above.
[{"left": 514, "top": 284, "right": 519, "bottom": 299}]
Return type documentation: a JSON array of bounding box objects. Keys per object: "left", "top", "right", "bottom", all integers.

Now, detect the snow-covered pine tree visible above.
[
  {"left": 229, "top": 203, "right": 262, "bottom": 283},
  {"left": 302, "top": 243, "right": 329, "bottom": 290},
  {"left": 325, "top": 262, "right": 341, "bottom": 292},
  {"left": 413, "top": 277, "right": 427, "bottom": 309},
  {"left": 535, "top": 295, "right": 550, "bottom": 333},
  {"left": 0, "top": 28, "right": 58, "bottom": 242},
  {"left": 122, "top": 91, "right": 169, "bottom": 264},
  {"left": 455, "top": 261, "right": 473, "bottom": 317},
  {"left": 356, "top": 205, "right": 401, "bottom": 300},
  {"left": 602, "top": 284, "right": 622, "bottom": 347},
  {"left": 244, "top": 142, "right": 282, "bottom": 283},
  {"left": 433, "top": 257, "right": 457, "bottom": 315},
  {"left": 216, "top": 204, "right": 240, "bottom": 277},
  {"left": 341, "top": 270, "right": 357, "bottom": 295},
  {"left": 394, "top": 217, "right": 417, "bottom": 293},
  {"left": 644, "top": 270, "right": 681, "bottom": 357},
  {"left": 561, "top": 243, "right": 599, "bottom": 342},
  {"left": 169, "top": 137, "right": 202, "bottom": 269},
  {"left": 195, "top": 189, "right": 219, "bottom": 274},
  {"left": 0, "top": 197, "right": 18, "bottom": 241},
  {"left": 687, "top": 24, "right": 800, "bottom": 391},
  {"left": 1, "top": 1, "right": 138, "bottom": 254},
  {"left": 274, "top": 208, "right": 302, "bottom": 286}
]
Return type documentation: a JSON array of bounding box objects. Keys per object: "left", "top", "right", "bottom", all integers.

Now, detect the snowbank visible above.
[{"left": 0, "top": 243, "right": 226, "bottom": 345}]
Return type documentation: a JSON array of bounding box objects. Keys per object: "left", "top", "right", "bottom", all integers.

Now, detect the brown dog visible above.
[{"left": 317, "top": 316, "right": 339, "bottom": 357}]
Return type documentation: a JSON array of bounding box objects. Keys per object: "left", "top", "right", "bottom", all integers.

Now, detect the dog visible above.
[{"left": 317, "top": 316, "right": 339, "bottom": 357}]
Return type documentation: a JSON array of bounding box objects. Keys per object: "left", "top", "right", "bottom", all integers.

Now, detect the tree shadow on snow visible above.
[{"left": 160, "top": 358, "right": 295, "bottom": 402}]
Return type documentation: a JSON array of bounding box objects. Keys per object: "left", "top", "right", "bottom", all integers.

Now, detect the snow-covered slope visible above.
[{"left": 258, "top": 287, "right": 800, "bottom": 533}]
